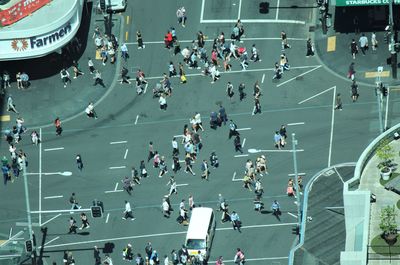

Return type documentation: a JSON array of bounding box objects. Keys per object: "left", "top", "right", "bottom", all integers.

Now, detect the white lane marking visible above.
[
  {"left": 105, "top": 213, "right": 110, "bottom": 223},
  {"left": 176, "top": 183, "right": 189, "bottom": 187},
  {"left": 109, "top": 166, "right": 126, "bottom": 169},
  {"left": 221, "top": 256, "right": 288, "bottom": 263},
  {"left": 201, "top": 19, "right": 305, "bottom": 24},
  {"left": 234, "top": 154, "right": 249, "bottom": 157},
  {"left": 237, "top": 0, "right": 242, "bottom": 19},
  {"left": 232, "top": 171, "right": 237, "bottom": 181},
  {"left": 174, "top": 135, "right": 184, "bottom": 138},
  {"left": 134, "top": 115, "right": 139, "bottom": 125},
  {"left": 288, "top": 173, "right": 306, "bottom": 176},
  {"left": 41, "top": 214, "right": 62, "bottom": 226},
  {"left": 287, "top": 122, "right": 305, "bottom": 126},
  {"left": 124, "top": 149, "right": 129, "bottom": 160},
  {"left": 110, "top": 141, "right": 127, "bottom": 145},
  {"left": 125, "top": 37, "right": 308, "bottom": 46},
  {"left": 277, "top": 65, "right": 322, "bottom": 87},
  {"left": 276, "top": 0, "right": 280, "bottom": 20},
  {"left": 39, "top": 128, "right": 43, "bottom": 226},
  {"left": 236, "top": 127, "right": 251, "bottom": 131},
  {"left": 242, "top": 138, "right": 246, "bottom": 148},
  {"left": 44, "top": 147, "right": 64, "bottom": 152},
  {"left": 384, "top": 87, "right": 390, "bottom": 129},
  {"left": 328, "top": 86, "right": 337, "bottom": 167},
  {"left": 249, "top": 149, "right": 304, "bottom": 153},
  {"left": 114, "top": 182, "right": 118, "bottom": 191},
  {"left": 200, "top": 0, "right": 205, "bottom": 22},
  {"left": 44, "top": 195, "right": 63, "bottom": 199},
  {"left": 8, "top": 227, "right": 12, "bottom": 239},
  {"left": 298, "top": 86, "right": 335, "bottom": 105},
  {"left": 31, "top": 209, "right": 91, "bottom": 214},
  {"left": 43, "top": 222, "right": 297, "bottom": 248},
  {"left": 105, "top": 190, "right": 124, "bottom": 193},
  {"left": 261, "top": 73, "right": 265, "bottom": 83},
  {"left": 124, "top": 65, "right": 321, "bottom": 82},
  {"left": 44, "top": 236, "right": 60, "bottom": 246},
  {"left": 287, "top": 212, "right": 298, "bottom": 219}
]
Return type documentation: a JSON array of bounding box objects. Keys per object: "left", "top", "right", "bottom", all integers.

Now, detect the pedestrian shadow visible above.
[{"left": 260, "top": 210, "right": 272, "bottom": 214}]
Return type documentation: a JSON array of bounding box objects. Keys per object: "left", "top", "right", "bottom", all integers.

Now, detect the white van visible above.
[
  {"left": 97, "top": 0, "right": 127, "bottom": 13},
  {"left": 185, "top": 207, "right": 216, "bottom": 261}
]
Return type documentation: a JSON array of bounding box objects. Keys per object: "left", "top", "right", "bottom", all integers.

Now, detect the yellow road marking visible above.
[
  {"left": 390, "top": 87, "right": 400, "bottom": 91},
  {"left": 0, "top": 115, "right": 10, "bottom": 122},
  {"left": 95, "top": 49, "right": 101, "bottom": 60},
  {"left": 365, "top": 71, "right": 390, "bottom": 78},
  {"left": 126, "top": 16, "right": 129, "bottom": 24},
  {"left": 125, "top": 31, "right": 129, "bottom": 41},
  {"left": 327, "top": 36, "right": 336, "bottom": 52}
]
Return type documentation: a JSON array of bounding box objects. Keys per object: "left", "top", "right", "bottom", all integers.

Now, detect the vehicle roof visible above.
[{"left": 186, "top": 207, "right": 213, "bottom": 240}]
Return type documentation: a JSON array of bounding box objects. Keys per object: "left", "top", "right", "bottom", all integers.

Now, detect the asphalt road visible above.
[{"left": 0, "top": 0, "right": 395, "bottom": 264}]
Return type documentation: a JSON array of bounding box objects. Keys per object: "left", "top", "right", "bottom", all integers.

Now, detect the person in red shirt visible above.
[
  {"left": 164, "top": 31, "right": 173, "bottom": 49},
  {"left": 54, "top": 117, "right": 62, "bottom": 136}
]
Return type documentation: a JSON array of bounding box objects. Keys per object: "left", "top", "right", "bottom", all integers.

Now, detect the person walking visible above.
[
  {"left": 136, "top": 30, "right": 145, "bottom": 49},
  {"left": 184, "top": 153, "right": 195, "bottom": 175},
  {"left": 121, "top": 43, "right": 129, "bottom": 62},
  {"left": 76, "top": 154, "right": 83, "bottom": 171},
  {"left": 88, "top": 57, "right": 96, "bottom": 74},
  {"left": 348, "top": 62, "right": 356, "bottom": 81},
  {"left": 3, "top": 71, "right": 11, "bottom": 88},
  {"left": 162, "top": 197, "right": 170, "bottom": 218},
  {"left": 238, "top": 83, "right": 246, "bottom": 101},
  {"left": 234, "top": 135, "right": 243, "bottom": 154},
  {"left": 234, "top": 248, "right": 245, "bottom": 265},
  {"left": 359, "top": 33, "right": 369, "bottom": 55},
  {"left": 94, "top": 246, "right": 102, "bottom": 265},
  {"left": 201, "top": 160, "right": 209, "bottom": 180},
  {"left": 271, "top": 200, "right": 281, "bottom": 220},
  {"left": 159, "top": 94, "right": 167, "bottom": 111},
  {"left": 281, "top": 30, "right": 291, "bottom": 50},
  {"left": 226, "top": 82, "right": 234, "bottom": 101},
  {"left": 79, "top": 213, "right": 90, "bottom": 229},
  {"left": 335, "top": 93, "right": 343, "bottom": 110},
  {"left": 176, "top": 6, "right": 187, "bottom": 27},
  {"left": 93, "top": 70, "right": 106, "bottom": 87},
  {"left": 120, "top": 67, "right": 131, "bottom": 84},
  {"left": 351, "top": 80, "right": 359, "bottom": 102},
  {"left": 218, "top": 105, "right": 228, "bottom": 126},
  {"left": 252, "top": 92, "right": 261, "bottom": 115},
  {"left": 122, "top": 200, "right": 136, "bottom": 220},
  {"left": 371, "top": 32, "right": 378, "bottom": 51},
  {"left": 69, "top": 193, "right": 82, "bottom": 210},
  {"left": 85, "top": 102, "right": 98, "bottom": 119},
  {"left": 60, "top": 68, "right": 71, "bottom": 88},
  {"left": 167, "top": 175, "right": 177, "bottom": 195},
  {"left": 72, "top": 60, "right": 84, "bottom": 79},
  {"left": 230, "top": 211, "right": 241, "bottom": 232},
  {"left": 68, "top": 217, "right": 77, "bottom": 234},
  {"left": 172, "top": 137, "right": 179, "bottom": 157},
  {"left": 7, "top": 95, "right": 19, "bottom": 114},
  {"left": 228, "top": 120, "right": 238, "bottom": 139},
  {"left": 54, "top": 117, "right": 62, "bottom": 136},
  {"left": 350, "top": 39, "right": 358, "bottom": 59},
  {"left": 306, "top": 38, "right": 314, "bottom": 57}
]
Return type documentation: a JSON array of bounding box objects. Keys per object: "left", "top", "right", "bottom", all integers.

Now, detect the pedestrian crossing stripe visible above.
[
  {"left": 365, "top": 71, "right": 390, "bottom": 78},
  {"left": 327, "top": 36, "right": 336, "bottom": 52},
  {"left": 0, "top": 115, "right": 10, "bottom": 122},
  {"left": 95, "top": 49, "right": 101, "bottom": 60}
]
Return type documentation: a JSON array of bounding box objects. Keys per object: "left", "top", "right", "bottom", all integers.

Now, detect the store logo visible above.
[
  {"left": 30, "top": 22, "right": 72, "bottom": 49},
  {"left": 11, "top": 39, "right": 29, "bottom": 51}
]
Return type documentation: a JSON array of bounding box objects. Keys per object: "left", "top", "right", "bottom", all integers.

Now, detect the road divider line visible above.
[
  {"left": 287, "top": 212, "right": 298, "bottom": 218},
  {"left": 287, "top": 122, "right": 305, "bottom": 126},
  {"left": 288, "top": 173, "right": 306, "bottom": 176},
  {"left": 277, "top": 65, "right": 322, "bottom": 87},
  {"left": 261, "top": 74, "right": 265, "bottom": 83},
  {"left": 105, "top": 213, "right": 110, "bottom": 223},
  {"left": 124, "top": 149, "right": 129, "bottom": 160},
  {"left": 44, "top": 236, "right": 60, "bottom": 246},
  {"left": 242, "top": 138, "right": 246, "bottom": 148},
  {"left": 110, "top": 141, "right": 127, "bottom": 145},
  {"left": 134, "top": 115, "right": 139, "bottom": 125},
  {"left": 234, "top": 154, "right": 249, "bottom": 158},
  {"left": 232, "top": 171, "right": 237, "bottom": 181},
  {"left": 109, "top": 166, "right": 126, "bottom": 169},
  {"left": 114, "top": 182, "right": 119, "bottom": 191},
  {"left": 105, "top": 190, "right": 124, "bottom": 193},
  {"left": 44, "top": 147, "right": 64, "bottom": 152},
  {"left": 44, "top": 195, "right": 63, "bottom": 199},
  {"left": 126, "top": 15, "right": 129, "bottom": 24},
  {"left": 41, "top": 214, "right": 62, "bottom": 226},
  {"left": 176, "top": 183, "right": 189, "bottom": 187},
  {"left": 43, "top": 222, "right": 297, "bottom": 249},
  {"left": 236, "top": 128, "right": 251, "bottom": 131},
  {"left": 298, "top": 86, "right": 335, "bottom": 105}
]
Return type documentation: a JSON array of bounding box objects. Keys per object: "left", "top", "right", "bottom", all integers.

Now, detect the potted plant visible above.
[
  {"left": 379, "top": 205, "right": 398, "bottom": 245},
  {"left": 376, "top": 139, "right": 395, "bottom": 180}
]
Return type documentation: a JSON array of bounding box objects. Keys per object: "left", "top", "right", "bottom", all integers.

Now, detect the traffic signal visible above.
[
  {"left": 100, "top": 0, "right": 106, "bottom": 11},
  {"left": 91, "top": 206, "right": 103, "bottom": 218},
  {"left": 25, "top": 240, "right": 33, "bottom": 252},
  {"left": 259, "top": 2, "right": 269, "bottom": 14},
  {"left": 382, "top": 86, "right": 388, "bottom": 97}
]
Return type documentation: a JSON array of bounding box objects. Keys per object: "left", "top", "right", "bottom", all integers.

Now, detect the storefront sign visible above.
[
  {"left": 336, "top": 0, "right": 400, "bottom": 6},
  {"left": 0, "top": 0, "right": 51, "bottom": 26}
]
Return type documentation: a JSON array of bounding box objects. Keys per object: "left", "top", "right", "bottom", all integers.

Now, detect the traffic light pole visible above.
[
  {"left": 22, "top": 162, "right": 36, "bottom": 264},
  {"left": 389, "top": 0, "right": 397, "bottom": 79},
  {"left": 291, "top": 133, "right": 302, "bottom": 233}
]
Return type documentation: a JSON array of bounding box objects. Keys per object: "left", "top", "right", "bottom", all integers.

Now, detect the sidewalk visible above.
[
  {"left": 313, "top": 9, "right": 398, "bottom": 87},
  {"left": 0, "top": 3, "right": 122, "bottom": 129}
]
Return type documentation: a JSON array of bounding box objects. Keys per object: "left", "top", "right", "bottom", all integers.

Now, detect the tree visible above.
[
  {"left": 379, "top": 205, "right": 398, "bottom": 237},
  {"left": 376, "top": 139, "right": 395, "bottom": 168}
]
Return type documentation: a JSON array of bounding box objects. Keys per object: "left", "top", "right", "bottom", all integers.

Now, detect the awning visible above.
[{"left": 335, "top": 0, "right": 400, "bottom": 6}]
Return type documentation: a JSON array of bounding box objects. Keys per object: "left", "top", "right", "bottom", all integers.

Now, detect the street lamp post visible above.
[
  {"left": 22, "top": 161, "right": 36, "bottom": 264},
  {"left": 291, "top": 133, "right": 302, "bottom": 233},
  {"left": 389, "top": 0, "right": 397, "bottom": 79}
]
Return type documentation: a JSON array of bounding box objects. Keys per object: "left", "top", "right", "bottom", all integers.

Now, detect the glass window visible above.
[{"left": 186, "top": 239, "right": 206, "bottom": 249}]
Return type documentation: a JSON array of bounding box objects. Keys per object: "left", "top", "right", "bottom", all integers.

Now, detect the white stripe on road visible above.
[
  {"left": 134, "top": 115, "right": 139, "bottom": 125},
  {"left": 41, "top": 214, "right": 62, "bottom": 226},
  {"left": 43, "top": 222, "right": 297, "bottom": 249},
  {"left": 232, "top": 171, "right": 237, "bottom": 181},
  {"left": 276, "top": 65, "right": 322, "bottom": 87},
  {"left": 109, "top": 166, "right": 126, "bottom": 169},
  {"left": 44, "top": 236, "right": 60, "bottom": 246},
  {"left": 236, "top": 128, "right": 251, "bottom": 131},
  {"left": 105, "top": 213, "right": 110, "bottom": 223},
  {"left": 221, "top": 256, "right": 288, "bottom": 263},
  {"left": 44, "top": 195, "right": 63, "bottom": 199},
  {"left": 234, "top": 154, "right": 249, "bottom": 157},
  {"left": 105, "top": 190, "right": 124, "bottom": 193},
  {"left": 201, "top": 19, "right": 306, "bottom": 24},
  {"left": 287, "top": 122, "right": 305, "bottom": 126},
  {"left": 110, "top": 141, "right": 127, "bottom": 145},
  {"left": 176, "top": 183, "right": 189, "bottom": 187},
  {"left": 261, "top": 73, "right": 265, "bottom": 83},
  {"left": 328, "top": 86, "right": 337, "bottom": 167},
  {"left": 114, "top": 182, "right": 119, "bottom": 191},
  {"left": 174, "top": 135, "right": 184, "bottom": 138},
  {"left": 44, "top": 147, "right": 64, "bottom": 152},
  {"left": 288, "top": 173, "right": 306, "bottom": 176},
  {"left": 242, "top": 138, "right": 246, "bottom": 148},
  {"left": 298, "top": 86, "right": 335, "bottom": 105},
  {"left": 287, "top": 212, "right": 298, "bottom": 219},
  {"left": 124, "top": 149, "right": 129, "bottom": 160}
]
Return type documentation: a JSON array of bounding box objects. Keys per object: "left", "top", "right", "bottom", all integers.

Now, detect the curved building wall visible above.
[{"left": 0, "top": 0, "right": 84, "bottom": 60}]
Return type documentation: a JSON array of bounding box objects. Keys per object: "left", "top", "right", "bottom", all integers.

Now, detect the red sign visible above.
[{"left": 0, "top": 0, "right": 51, "bottom": 26}]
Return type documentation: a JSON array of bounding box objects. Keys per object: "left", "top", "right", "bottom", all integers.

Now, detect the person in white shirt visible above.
[
  {"left": 162, "top": 198, "right": 170, "bottom": 218},
  {"left": 194, "top": 112, "right": 204, "bottom": 131},
  {"left": 172, "top": 137, "right": 179, "bottom": 157},
  {"left": 371, "top": 32, "right": 378, "bottom": 51},
  {"left": 159, "top": 95, "right": 167, "bottom": 111},
  {"left": 122, "top": 200, "right": 135, "bottom": 220},
  {"left": 359, "top": 33, "right": 369, "bottom": 55},
  {"left": 60, "top": 68, "right": 71, "bottom": 88},
  {"left": 167, "top": 176, "right": 177, "bottom": 195},
  {"left": 85, "top": 102, "right": 98, "bottom": 119}
]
